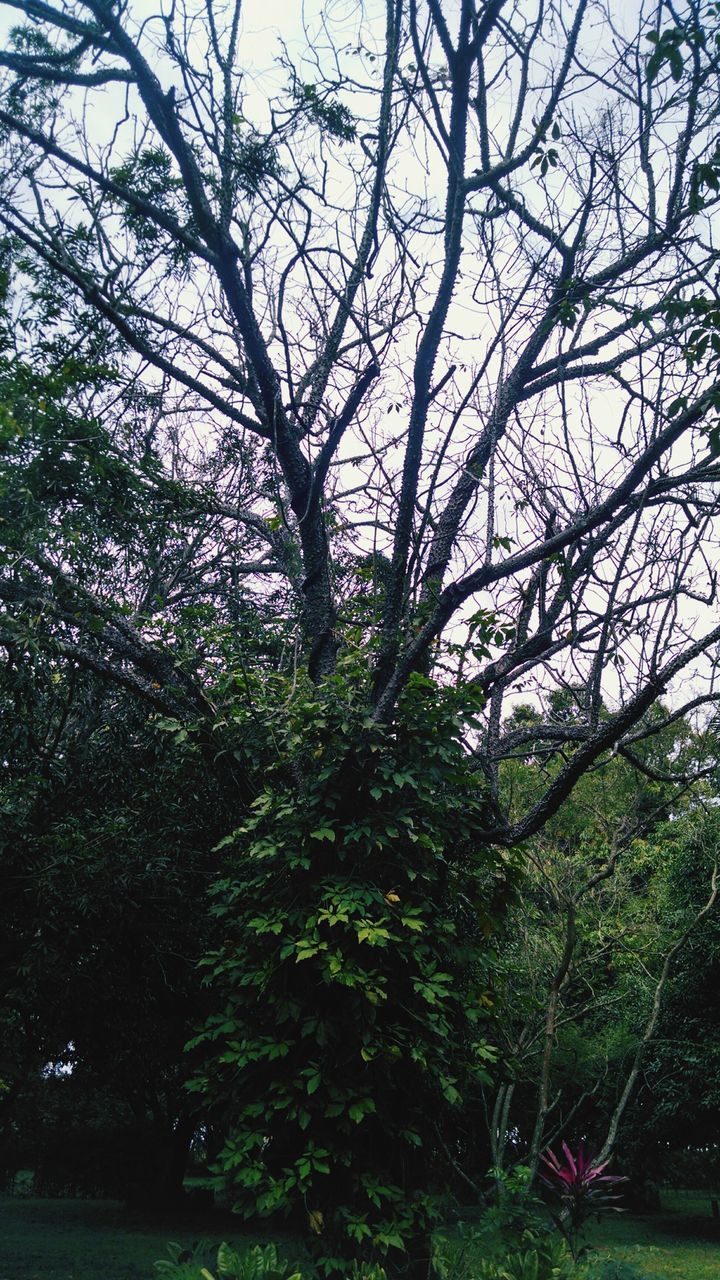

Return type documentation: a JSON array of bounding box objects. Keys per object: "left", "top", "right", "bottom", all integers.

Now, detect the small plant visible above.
[
  {"left": 154, "top": 1241, "right": 302, "bottom": 1280},
  {"left": 485, "top": 1165, "right": 547, "bottom": 1237},
  {"left": 431, "top": 1227, "right": 484, "bottom": 1280},
  {"left": 433, "top": 1213, "right": 574, "bottom": 1280},
  {"left": 347, "top": 1264, "right": 387, "bottom": 1279},
  {"left": 154, "top": 1241, "right": 215, "bottom": 1280},
  {"left": 539, "top": 1143, "right": 627, "bottom": 1261},
  {"left": 474, "top": 1233, "right": 574, "bottom": 1280},
  {"left": 153, "top": 1241, "right": 387, "bottom": 1280}
]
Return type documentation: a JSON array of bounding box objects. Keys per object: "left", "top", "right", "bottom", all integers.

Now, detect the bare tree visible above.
[
  {"left": 3, "top": 0, "right": 720, "bottom": 1267},
  {"left": 1, "top": 0, "right": 720, "bottom": 810}
]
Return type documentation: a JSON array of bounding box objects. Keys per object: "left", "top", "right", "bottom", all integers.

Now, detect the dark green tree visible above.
[{"left": 482, "top": 700, "right": 719, "bottom": 1192}]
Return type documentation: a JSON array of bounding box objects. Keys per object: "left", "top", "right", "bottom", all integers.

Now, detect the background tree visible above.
[
  {"left": 2, "top": 0, "right": 720, "bottom": 1273},
  {"left": 610, "top": 807, "right": 720, "bottom": 1202},
  {"left": 480, "top": 702, "right": 720, "bottom": 1195}
]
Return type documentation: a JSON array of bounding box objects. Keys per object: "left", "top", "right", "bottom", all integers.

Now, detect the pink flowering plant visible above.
[{"left": 538, "top": 1142, "right": 627, "bottom": 1260}]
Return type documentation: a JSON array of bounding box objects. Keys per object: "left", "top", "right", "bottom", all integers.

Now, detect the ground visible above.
[
  {"left": 0, "top": 1197, "right": 287, "bottom": 1280},
  {"left": 0, "top": 1192, "right": 717, "bottom": 1279},
  {"left": 586, "top": 1192, "right": 720, "bottom": 1280}
]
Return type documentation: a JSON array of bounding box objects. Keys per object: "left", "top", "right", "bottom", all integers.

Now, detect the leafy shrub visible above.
[
  {"left": 154, "top": 1241, "right": 387, "bottom": 1280},
  {"left": 432, "top": 1221, "right": 573, "bottom": 1280},
  {"left": 6, "top": 1168, "right": 34, "bottom": 1196},
  {"left": 154, "top": 1241, "right": 302, "bottom": 1280},
  {"left": 191, "top": 674, "right": 515, "bottom": 1268},
  {"left": 482, "top": 1166, "right": 548, "bottom": 1240},
  {"left": 539, "top": 1144, "right": 626, "bottom": 1259},
  {"left": 154, "top": 1240, "right": 215, "bottom": 1280},
  {"left": 472, "top": 1235, "right": 574, "bottom": 1280},
  {"left": 430, "top": 1227, "right": 484, "bottom": 1280}
]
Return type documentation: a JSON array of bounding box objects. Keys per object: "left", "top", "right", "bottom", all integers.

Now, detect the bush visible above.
[
  {"left": 191, "top": 677, "right": 514, "bottom": 1269},
  {"left": 539, "top": 1145, "right": 626, "bottom": 1262},
  {"left": 480, "top": 1166, "right": 548, "bottom": 1241},
  {"left": 473, "top": 1235, "right": 575, "bottom": 1280},
  {"left": 155, "top": 1242, "right": 302, "bottom": 1280},
  {"left": 154, "top": 1240, "right": 387, "bottom": 1280},
  {"left": 432, "top": 1217, "right": 574, "bottom": 1280},
  {"left": 152, "top": 1232, "right": 650, "bottom": 1280}
]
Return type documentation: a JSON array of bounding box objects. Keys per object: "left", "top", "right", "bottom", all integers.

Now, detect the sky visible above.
[{"left": 1, "top": 0, "right": 719, "bottom": 721}]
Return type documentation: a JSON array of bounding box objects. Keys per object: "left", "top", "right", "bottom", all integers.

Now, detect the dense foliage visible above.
[{"left": 188, "top": 671, "right": 514, "bottom": 1268}]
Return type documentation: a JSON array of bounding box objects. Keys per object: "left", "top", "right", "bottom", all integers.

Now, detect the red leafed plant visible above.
[{"left": 538, "top": 1141, "right": 627, "bottom": 1260}]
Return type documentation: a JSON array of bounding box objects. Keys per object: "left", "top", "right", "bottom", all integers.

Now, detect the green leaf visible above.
[
  {"left": 667, "top": 395, "right": 687, "bottom": 418},
  {"left": 216, "top": 1242, "right": 241, "bottom": 1276}
]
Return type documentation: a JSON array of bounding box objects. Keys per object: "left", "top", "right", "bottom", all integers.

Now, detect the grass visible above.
[
  {"left": 584, "top": 1191, "right": 720, "bottom": 1279},
  {"left": 0, "top": 1196, "right": 304, "bottom": 1280},
  {"left": 0, "top": 1192, "right": 718, "bottom": 1279}
]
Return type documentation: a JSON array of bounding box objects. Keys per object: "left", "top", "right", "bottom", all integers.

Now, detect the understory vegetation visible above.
[{"left": 1, "top": 1194, "right": 719, "bottom": 1280}]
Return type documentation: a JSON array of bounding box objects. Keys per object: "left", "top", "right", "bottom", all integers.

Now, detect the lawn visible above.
[
  {"left": 0, "top": 1193, "right": 718, "bottom": 1280},
  {"left": 584, "top": 1192, "right": 720, "bottom": 1280},
  {"left": 0, "top": 1196, "right": 304, "bottom": 1280}
]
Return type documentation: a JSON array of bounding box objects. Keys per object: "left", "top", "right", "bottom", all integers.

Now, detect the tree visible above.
[
  {"left": 481, "top": 703, "right": 719, "bottom": 1189},
  {"left": 0, "top": 631, "right": 233, "bottom": 1204},
  {"left": 2, "top": 0, "right": 720, "bottom": 1272},
  {"left": 0, "top": 342, "right": 257, "bottom": 1203},
  {"left": 609, "top": 806, "right": 720, "bottom": 1200}
]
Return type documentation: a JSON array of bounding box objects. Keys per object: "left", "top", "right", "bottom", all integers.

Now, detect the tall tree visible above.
[{"left": 2, "top": 0, "right": 720, "bottom": 1272}]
